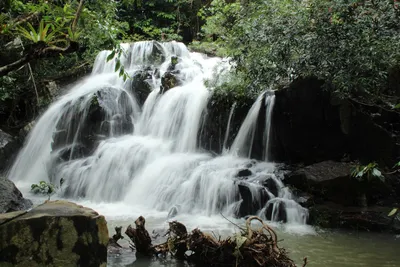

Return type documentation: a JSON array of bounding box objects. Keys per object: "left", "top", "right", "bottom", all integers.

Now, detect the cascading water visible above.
[{"left": 8, "top": 41, "right": 307, "bottom": 226}]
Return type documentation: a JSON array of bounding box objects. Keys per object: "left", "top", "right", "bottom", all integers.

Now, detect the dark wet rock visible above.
[
  {"left": 130, "top": 70, "right": 152, "bottom": 106},
  {"left": 291, "top": 189, "right": 314, "bottom": 208},
  {"left": 167, "top": 56, "right": 179, "bottom": 72},
  {"left": 51, "top": 87, "right": 133, "bottom": 161},
  {"left": 199, "top": 92, "right": 254, "bottom": 154},
  {"left": 309, "top": 203, "right": 400, "bottom": 234},
  {"left": 147, "top": 41, "right": 166, "bottom": 65},
  {"left": 160, "top": 72, "right": 179, "bottom": 94},
  {"left": 262, "top": 177, "right": 279, "bottom": 197},
  {"left": 265, "top": 201, "right": 287, "bottom": 223},
  {"left": 284, "top": 161, "right": 359, "bottom": 206},
  {"left": 0, "top": 176, "right": 32, "bottom": 213},
  {"left": 0, "top": 200, "right": 109, "bottom": 267},
  {"left": 0, "top": 130, "right": 22, "bottom": 172},
  {"left": 271, "top": 77, "right": 400, "bottom": 167},
  {"left": 271, "top": 77, "right": 347, "bottom": 164},
  {"left": 237, "top": 183, "right": 270, "bottom": 217},
  {"left": 236, "top": 169, "right": 252, "bottom": 178}
]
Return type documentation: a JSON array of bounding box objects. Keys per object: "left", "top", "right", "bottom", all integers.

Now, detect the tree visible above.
[
  {"left": 0, "top": 0, "right": 85, "bottom": 77},
  {"left": 201, "top": 0, "right": 400, "bottom": 101}
]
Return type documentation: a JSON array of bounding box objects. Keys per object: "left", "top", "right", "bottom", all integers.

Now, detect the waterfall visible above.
[
  {"left": 222, "top": 102, "right": 237, "bottom": 152},
  {"left": 263, "top": 94, "right": 276, "bottom": 161},
  {"left": 230, "top": 93, "right": 265, "bottom": 158},
  {"left": 8, "top": 41, "right": 307, "bottom": 225}
]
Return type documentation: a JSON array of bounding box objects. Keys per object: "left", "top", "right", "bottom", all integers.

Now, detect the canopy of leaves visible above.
[{"left": 202, "top": 0, "right": 400, "bottom": 99}]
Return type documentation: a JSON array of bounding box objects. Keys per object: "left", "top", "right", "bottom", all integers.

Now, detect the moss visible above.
[{"left": 0, "top": 201, "right": 107, "bottom": 267}]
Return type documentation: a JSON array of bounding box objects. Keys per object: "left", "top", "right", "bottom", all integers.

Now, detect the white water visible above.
[
  {"left": 8, "top": 41, "right": 308, "bottom": 229},
  {"left": 263, "top": 94, "right": 276, "bottom": 161}
]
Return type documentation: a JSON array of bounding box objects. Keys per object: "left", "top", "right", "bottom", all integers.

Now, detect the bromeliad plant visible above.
[{"left": 16, "top": 20, "right": 58, "bottom": 44}]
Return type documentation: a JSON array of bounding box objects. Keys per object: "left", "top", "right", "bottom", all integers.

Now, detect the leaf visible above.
[
  {"left": 372, "top": 168, "right": 382, "bottom": 177},
  {"left": 394, "top": 103, "right": 400, "bottom": 109},
  {"left": 388, "top": 208, "right": 398, "bottom": 217},
  {"left": 115, "top": 60, "right": 121, "bottom": 72},
  {"left": 106, "top": 51, "right": 116, "bottom": 61},
  {"left": 235, "top": 235, "right": 247, "bottom": 249}
]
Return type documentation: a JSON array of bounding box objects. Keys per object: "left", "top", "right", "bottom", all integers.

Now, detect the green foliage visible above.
[
  {"left": 388, "top": 208, "right": 398, "bottom": 217},
  {"left": 351, "top": 162, "right": 385, "bottom": 183},
  {"left": 117, "top": 0, "right": 207, "bottom": 42},
  {"left": 202, "top": 0, "right": 400, "bottom": 98},
  {"left": 106, "top": 44, "right": 130, "bottom": 81},
  {"left": 188, "top": 41, "right": 226, "bottom": 57},
  {"left": 0, "top": 75, "right": 17, "bottom": 101},
  {"left": 17, "top": 20, "right": 57, "bottom": 44},
  {"left": 31, "top": 178, "right": 64, "bottom": 200},
  {"left": 31, "top": 181, "right": 56, "bottom": 199}
]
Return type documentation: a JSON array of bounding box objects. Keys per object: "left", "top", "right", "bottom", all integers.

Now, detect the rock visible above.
[
  {"left": 344, "top": 99, "right": 400, "bottom": 167},
  {"left": 262, "top": 177, "right": 279, "bottom": 197},
  {"left": 308, "top": 202, "right": 400, "bottom": 234},
  {"left": 160, "top": 72, "right": 179, "bottom": 94},
  {"left": 0, "top": 176, "right": 32, "bottom": 213},
  {"left": 199, "top": 92, "right": 254, "bottom": 154},
  {"left": 265, "top": 201, "right": 287, "bottom": 223},
  {"left": 130, "top": 69, "right": 152, "bottom": 106},
  {"left": 0, "top": 200, "right": 109, "bottom": 267},
  {"left": 236, "top": 169, "right": 252, "bottom": 178},
  {"left": 271, "top": 76, "right": 400, "bottom": 167},
  {"left": 51, "top": 87, "right": 134, "bottom": 160},
  {"left": 271, "top": 77, "right": 347, "bottom": 164},
  {"left": 19, "top": 121, "right": 35, "bottom": 138},
  {"left": 237, "top": 183, "right": 270, "bottom": 217},
  {"left": 147, "top": 41, "right": 166, "bottom": 65},
  {"left": 0, "top": 130, "right": 22, "bottom": 172},
  {"left": 284, "top": 161, "right": 359, "bottom": 205}
]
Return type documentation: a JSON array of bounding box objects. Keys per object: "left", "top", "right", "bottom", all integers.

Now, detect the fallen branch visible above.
[{"left": 125, "top": 216, "right": 299, "bottom": 267}]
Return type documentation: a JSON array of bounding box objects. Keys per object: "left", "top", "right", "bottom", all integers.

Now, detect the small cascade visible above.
[
  {"left": 263, "top": 94, "right": 276, "bottom": 161},
  {"left": 230, "top": 93, "right": 265, "bottom": 158},
  {"left": 9, "top": 41, "right": 307, "bottom": 226},
  {"left": 222, "top": 102, "right": 237, "bottom": 152}
]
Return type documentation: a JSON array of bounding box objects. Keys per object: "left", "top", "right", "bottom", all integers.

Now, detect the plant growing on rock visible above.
[
  {"left": 351, "top": 162, "right": 384, "bottom": 207},
  {"left": 31, "top": 178, "right": 64, "bottom": 200}
]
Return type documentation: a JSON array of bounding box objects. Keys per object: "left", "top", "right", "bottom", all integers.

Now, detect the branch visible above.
[
  {"left": 0, "top": 42, "right": 79, "bottom": 77},
  {"left": 7, "top": 12, "right": 40, "bottom": 30},
  {"left": 0, "top": 56, "right": 31, "bottom": 76},
  {"left": 72, "top": 0, "right": 85, "bottom": 32}
]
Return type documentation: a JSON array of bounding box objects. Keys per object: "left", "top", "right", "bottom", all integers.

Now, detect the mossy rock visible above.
[{"left": 0, "top": 200, "right": 108, "bottom": 267}]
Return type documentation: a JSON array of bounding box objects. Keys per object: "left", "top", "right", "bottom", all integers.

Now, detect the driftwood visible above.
[
  {"left": 125, "top": 215, "right": 306, "bottom": 267},
  {"left": 108, "top": 226, "right": 124, "bottom": 248}
]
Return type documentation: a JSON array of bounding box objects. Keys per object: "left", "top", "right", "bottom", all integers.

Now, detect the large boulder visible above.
[
  {"left": 237, "top": 182, "right": 270, "bottom": 217},
  {"left": 0, "top": 130, "right": 22, "bottom": 172},
  {"left": 271, "top": 76, "right": 400, "bottom": 167},
  {"left": 284, "top": 161, "right": 359, "bottom": 206},
  {"left": 130, "top": 69, "right": 153, "bottom": 106},
  {"left": 199, "top": 92, "right": 254, "bottom": 154},
  {"left": 0, "top": 200, "right": 108, "bottom": 267},
  {"left": 309, "top": 203, "right": 400, "bottom": 234},
  {"left": 271, "top": 77, "right": 347, "bottom": 164},
  {"left": 51, "top": 87, "right": 134, "bottom": 161},
  {"left": 0, "top": 177, "right": 32, "bottom": 213}
]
